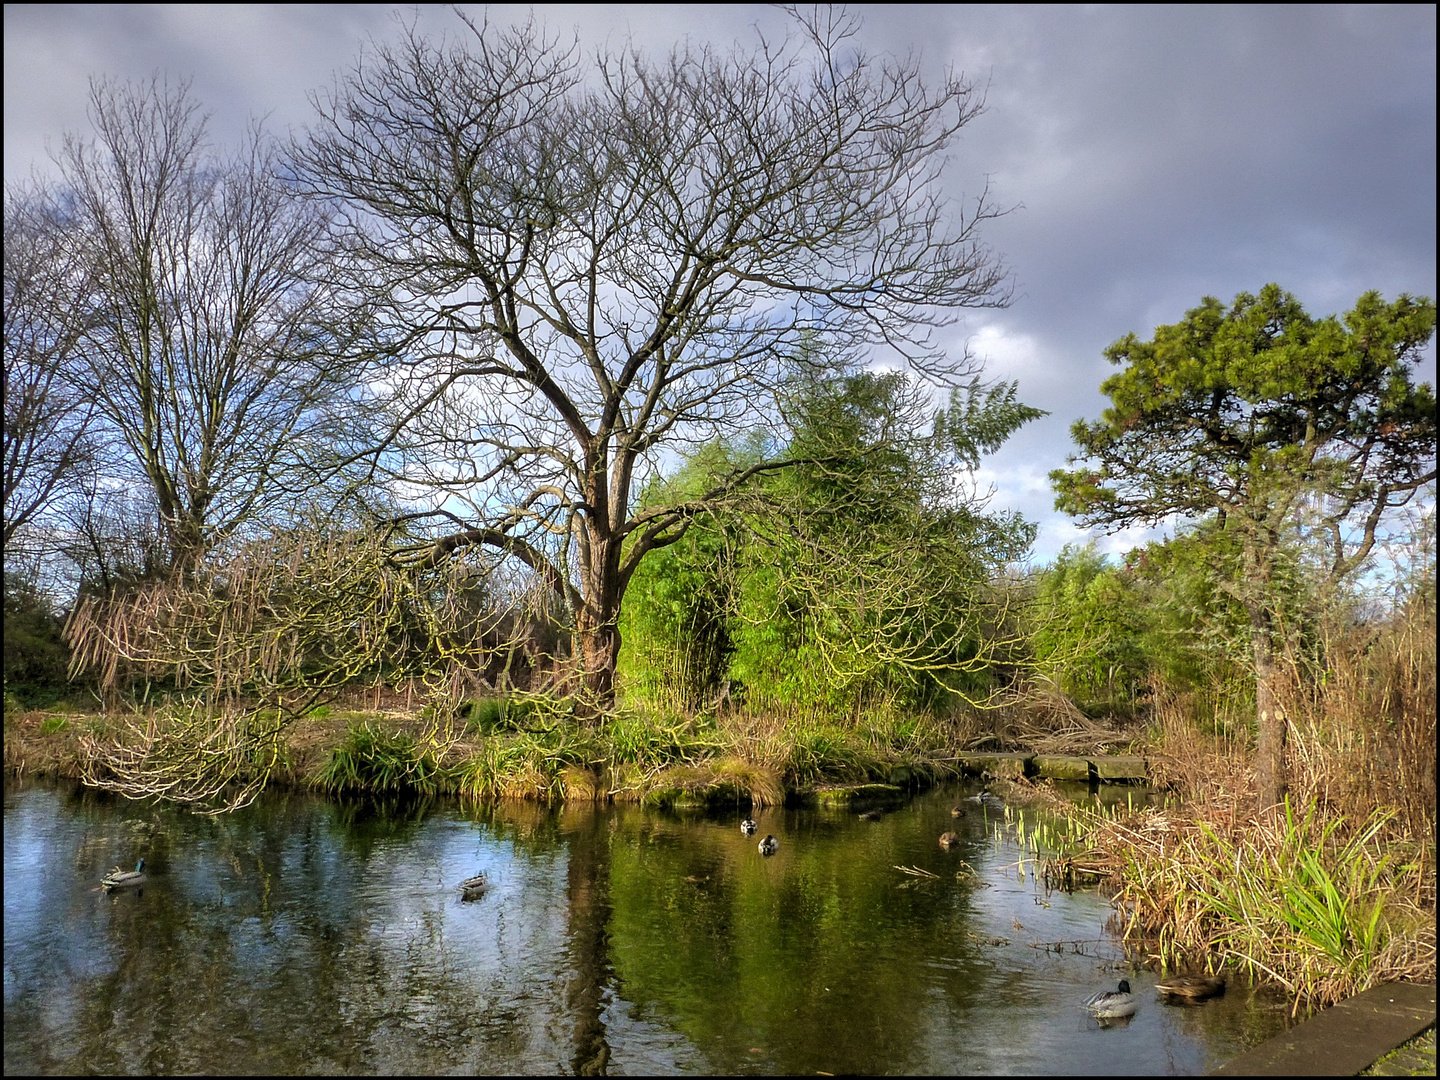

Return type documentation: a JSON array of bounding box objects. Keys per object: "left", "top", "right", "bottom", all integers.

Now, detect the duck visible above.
[
  {"left": 101, "top": 858, "right": 146, "bottom": 891},
  {"left": 938, "top": 831, "right": 960, "bottom": 849},
  {"left": 965, "top": 788, "right": 1003, "bottom": 808},
  {"left": 1083, "top": 979, "right": 1138, "bottom": 1019},
  {"left": 758, "top": 835, "right": 779, "bottom": 856},
  {"left": 740, "top": 818, "right": 757, "bottom": 835},
  {"left": 459, "top": 873, "right": 490, "bottom": 900},
  {"left": 857, "top": 810, "right": 882, "bottom": 821},
  {"left": 1155, "top": 974, "right": 1226, "bottom": 1002},
  {"left": 949, "top": 805, "right": 967, "bottom": 818}
]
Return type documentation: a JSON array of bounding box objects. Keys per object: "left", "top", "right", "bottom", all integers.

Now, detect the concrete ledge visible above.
[
  {"left": 812, "top": 783, "right": 906, "bottom": 806},
  {"left": 1093, "top": 755, "right": 1148, "bottom": 781},
  {"left": 1032, "top": 755, "right": 1092, "bottom": 781},
  {"left": 1211, "top": 982, "right": 1436, "bottom": 1076}
]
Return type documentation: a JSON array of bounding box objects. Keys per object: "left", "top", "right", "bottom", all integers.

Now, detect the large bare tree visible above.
[
  {"left": 298, "top": 8, "right": 1012, "bottom": 706},
  {"left": 57, "top": 77, "right": 361, "bottom": 572},
  {"left": 3, "top": 186, "right": 98, "bottom": 555}
]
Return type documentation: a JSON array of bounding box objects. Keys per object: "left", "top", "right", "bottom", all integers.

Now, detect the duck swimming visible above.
[
  {"left": 1083, "top": 979, "right": 1138, "bottom": 1019},
  {"left": 857, "top": 810, "right": 882, "bottom": 821},
  {"left": 460, "top": 873, "right": 490, "bottom": 900},
  {"left": 949, "top": 805, "right": 967, "bottom": 818},
  {"left": 938, "top": 831, "right": 960, "bottom": 849},
  {"left": 101, "top": 859, "right": 146, "bottom": 891},
  {"left": 740, "top": 818, "right": 757, "bottom": 835},
  {"left": 1156, "top": 974, "right": 1225, "bottom": 1002},
  {"left": 758, "top": 835, "right": 779, "bottom": 856}
]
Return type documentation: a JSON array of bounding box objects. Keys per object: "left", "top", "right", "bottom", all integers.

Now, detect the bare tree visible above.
[
  {"left": 298, "top": 7, "right": 1011, "bottom": 707},
  {"left": 57, "top": 76, "right": 363, "bottom": 573},
  {"left": 3, "top": 186, "right": 98, "bottom": 554}
]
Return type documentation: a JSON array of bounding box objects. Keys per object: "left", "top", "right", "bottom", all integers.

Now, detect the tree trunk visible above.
[
  {"left": 576, "top": 610, "right": 621, "bottom": 710},
  {"left": 1250, "top": 612, "right": 1287, "bottom": 810},
  {"left": 575, "top": 537, "right": 623, "bottom": 712}
]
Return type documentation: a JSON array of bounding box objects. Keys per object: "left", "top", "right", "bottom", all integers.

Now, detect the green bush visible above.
[
  {"left": 314, "top": 723, "right": 447, "bottom": 795},
  {"left": 3, "top": 573, "right": 73, "bottom": 705},
  {"left": 621, "top": 367, "right": 1039, "bottom": 717},
  {"left": 1027, "top": 543, "right": 1148, "bottom": 708}
]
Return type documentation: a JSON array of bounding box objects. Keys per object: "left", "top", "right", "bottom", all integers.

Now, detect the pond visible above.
[{"left": 3, "top": 774, "right": 1296, "bottom": 1074}]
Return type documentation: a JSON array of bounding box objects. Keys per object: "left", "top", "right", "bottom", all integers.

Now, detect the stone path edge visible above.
[{"left": 1210, "top": 982, "right": 1436, "bottom": 1076}]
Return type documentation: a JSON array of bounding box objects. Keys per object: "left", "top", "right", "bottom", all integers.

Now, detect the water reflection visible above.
[{"left": 4, "top": 775, "right": 1293, "bottom": 1074}]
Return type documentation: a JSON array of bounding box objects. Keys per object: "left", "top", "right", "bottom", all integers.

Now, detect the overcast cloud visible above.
[{"left": 6, "top": 3, "right": 1434, "bottom": 562}]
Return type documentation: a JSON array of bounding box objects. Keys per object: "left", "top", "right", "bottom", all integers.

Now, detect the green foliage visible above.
[
  {"left": 2, "top": 572, "right": 73, "bottom": 704},
  {"left": 1052, "top": 286, "right": 1436, "bottom": 802},
  {"left": 1123, "top": 526, "right": 1253, "bottom": 696},
  {"left": 784, "top": 723, "right": 866, "bottom": 785},
  {"left": 462, "top": 695, "right": 547, "bottom": 735},
  {"left": 623, "top": 363, "right": 1041, "bottom": 716},
  {"left": 314, "top": 722, "right": 446, "bottom": 796},
  {"left": 1052, "top": 285, "right": 1436, "bottom": 536},
  {"left": 1027, "top": 544, "right": 1148, "bottom": 707},
  {"left": 620, "top": 446, "right": 743, "bottom": 709}
]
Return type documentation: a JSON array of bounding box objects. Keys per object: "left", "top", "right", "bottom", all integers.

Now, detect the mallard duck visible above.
[
  {"left": 938, "top": 831, "right": 960, "bottom": 849},
  {"left": 459, "top": 873, "right": 490, "bottom": 900},
  {"left": 101, "top": 859, "right": 146, "bottom": 890},
  {"left": 1156, "top": 974, "right": 1225, "bottom": 1002},
  {"left": 949, "top": 805, "right": 967, "bottom": 818},
  {"left": 740, "top": 818, "right": 757, "bottom": 835},
  {"left": 758, "top": 834, "right": 778, "bottom": 856},
  {"left": 858, "top": 810, "right": 882, "bottom": 821},
  {"left": 965, "top": 788, "right": 1003, "bottom": 808},
  {"left": 1083, "top": 979, "right": 1137, "bottom": 1019}
]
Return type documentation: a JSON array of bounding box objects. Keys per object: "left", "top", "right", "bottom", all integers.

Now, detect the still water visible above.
[{"left": 4, "top": 774, "right": 1294, "bottom": 1074}]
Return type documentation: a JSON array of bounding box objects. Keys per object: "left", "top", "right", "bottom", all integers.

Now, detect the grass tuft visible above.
[{"left": 313, "top": 722, "right": 446, "bottom": 796}]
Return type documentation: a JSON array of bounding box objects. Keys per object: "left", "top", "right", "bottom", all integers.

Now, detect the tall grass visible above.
[
  {"left": 1274, "top": 589, "right": 1437, "bottom": 848},
  {"left": 1075, "top": 796, "right": 1433, "bottom": 1010},
  {"left": 1105, "top": 573, "right": 1437, "bottom": 1009},
  {"left": 313, "top": 722, "right": 447, "bottom": 796}
]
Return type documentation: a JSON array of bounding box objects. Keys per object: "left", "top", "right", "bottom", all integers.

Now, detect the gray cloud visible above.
[{"left": 5, "top": 3, "right": 1433, "bottom": 560}]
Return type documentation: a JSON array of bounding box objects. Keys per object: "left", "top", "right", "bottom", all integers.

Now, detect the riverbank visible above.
[
  {"left": 9, "top": 692, "right": 1432, "bottom": 1017},
  {"left": 2, "top": 694, "right": 1023, "bottom": 807},
  {"left": 1363, "top": 1025, "right": 1437, "bottom": 1076},
  {"left": 1048, "top": 761, "right": 1437, "bottom": 1012}
]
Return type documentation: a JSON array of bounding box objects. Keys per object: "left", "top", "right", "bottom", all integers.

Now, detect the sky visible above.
[{"left": 5, "top": 3, "right": 1436, "bottom": 564}]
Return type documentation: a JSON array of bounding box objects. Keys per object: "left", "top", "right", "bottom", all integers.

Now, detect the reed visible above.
[
  {"left": 313, "top": 722, "right": 446, "bottom": 796},
  {"left": 1070, "top": 796, "right": 1434, "bottom": 1009}
]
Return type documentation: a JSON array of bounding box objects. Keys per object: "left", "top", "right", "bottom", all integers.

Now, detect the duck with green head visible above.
[
  {"left": 1083, "top": 980, "right": 1137, "bottom": 1019},
  {"left": 101, "top": 859, "right": 146, "bottom": 891}
]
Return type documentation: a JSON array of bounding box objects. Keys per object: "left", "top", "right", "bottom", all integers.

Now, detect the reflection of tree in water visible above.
[
  {"left": 561, "top": 807, "right": 615, "bottom": 1075},
  {"left": 33, "top": 788, "right": 570, "bottom": 1072},
  {"left": 326, "top": 793, "right": 435, "bottom": 858},
  {"left": 604, "top": 812, "right": 991, "bottom": 1074}
]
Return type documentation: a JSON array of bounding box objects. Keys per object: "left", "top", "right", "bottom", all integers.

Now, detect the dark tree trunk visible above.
[
  {"left": 1250, "top": 610, "right": 1287, "bottom": 810},
  {"left": 576, "top": 607, "right": 621, "bottom": 710},
  {"left": 575, "top": 527, "right": 624, "bottom": 712}
]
